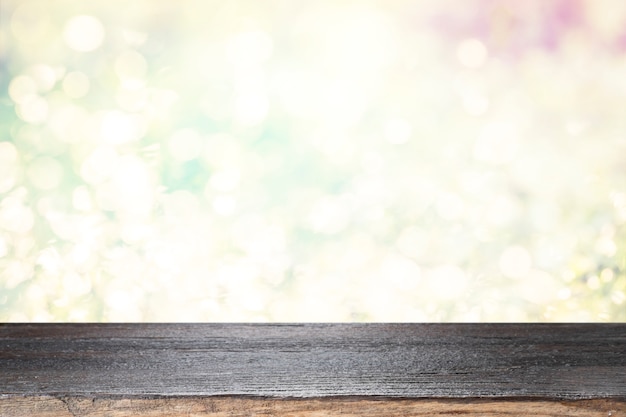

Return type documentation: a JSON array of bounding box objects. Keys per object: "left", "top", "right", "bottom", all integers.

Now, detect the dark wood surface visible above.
[{"left": 0, "top": 323, "right": 625, "bottom": 399}]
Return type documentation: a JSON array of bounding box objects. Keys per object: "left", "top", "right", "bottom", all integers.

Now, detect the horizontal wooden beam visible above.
[
  {"left": 1, "top": 324, "right": 624, "bottom": 416},
  {"left": 1, "top": 396, "right": 624, "bottom": 417}
]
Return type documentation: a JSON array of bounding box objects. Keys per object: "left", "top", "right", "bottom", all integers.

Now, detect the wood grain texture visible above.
[
  {"left": 0, "top": 324, "right": 624, "bottom": 407},
  {"left": 0, "top": 396, "right": 625, "bottom": 417}
]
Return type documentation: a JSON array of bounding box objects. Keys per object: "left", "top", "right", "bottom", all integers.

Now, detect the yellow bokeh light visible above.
[
  {"left": 0, "top": 192, "right": 35, "bottom": 235},
  {"left": 27, "top": 64, "right": 57, "bottom": 93},
  {"left": 233, "top": 93, "right": 269, "bottom": 126},
  {"left": 227, "top": 30, "right": 273, "bottom": 67},
  {"left": 499, "top": 246, "right": 532, "bottom": 279},
  {"left": 426, "top": 265, "right": 469, "bottom": 300},
  {"left": 109, "top": 156, "right": 155, "bottom": 215},
  {"left": 99, "top": 111, "right": 146, "bottom": 144},
  {"left": 62, "top": 71, "right": 90, "bottom": 99},
  {"left": 212, "top": 195, "right": 237, "bottom": 217},
  {"left": 167, "top": 128, "right": 203, "bottom": 162},
  {"left": 9, "top": 75, "right": 37, "bottom": 103},
  {"left": 63, "top": 15, "right": 105, "bottom": 52},
  {"left": 209, "top": 169, "right": 241, "bottom": 193},
  {"left": 114, "top": 50, "right": 148, "bottom": 81},
  {"left": 474, "top": 121, "right": 520, "bottom": 164},
  {"left": 384, "top": 117, "right": 412, "bottom": 145},
  {"left": 457, "top": 38, "right": 488, "bottom": 69},
  {"left": 26, "top": 157, "right": 64, "bottom": 190},
  {"left": 16, "top": 95, "right": 48, "bottom": 124}
]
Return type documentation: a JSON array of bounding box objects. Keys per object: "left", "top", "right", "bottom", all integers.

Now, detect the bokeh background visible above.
[{"left": 1, "top": 0, "right": 626, "bottom": 321}]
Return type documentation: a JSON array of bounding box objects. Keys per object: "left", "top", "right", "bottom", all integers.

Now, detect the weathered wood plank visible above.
[
  {"left": 0, "top": 324, "right": 624, "bottom": 415},
  {"left": 1, "top": 324, "right": 625, "bottom": 398},
  {"left": 1, "top": 396, "right": 625, "bottom": 417}
]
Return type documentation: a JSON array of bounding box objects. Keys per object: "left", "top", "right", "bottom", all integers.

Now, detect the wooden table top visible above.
[{"left": 1, "top": 323, "right": 624, "bottom": 399}]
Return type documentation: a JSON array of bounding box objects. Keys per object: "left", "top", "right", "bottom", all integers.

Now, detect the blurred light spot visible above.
[
  {"left": 120, "top": 219, "right": 154, "bottom": 245},
  {"left": 114, "top": 50, "right": 148, "bottom": 80},
  {"left": 311, "top": 129, "right": 355, "bottom": 165},
  {"left": 308, "top": 196, "right": 351, "bottom": 235},
  {"left": 556, "top": 287, "right": 571, "bottom": 300},
  {"left": 427, "top": 265, "right": 468, "bottom": 299},
  {"left": 26, "top": 157, "right": 63, "bottom": 190},
  {"left": 587, "top": 275, "right": 601, "bottom": 290},
  {"left": 457, "top": 38, "right": 487, "bottom": 68},
  {"left": 72, "top": 186, "right": 94, "bottom": 211},
  {"left": 308, "top": 197, "right": 350, "bottom": 235},
  {"left": 611, "top": 291, "right": 625, "bottom": 305},
  {"left": 99, "top": 111, "right": 145, "bottom": 144},
  {"left": 116, "top": 83, "right": 148, "bottom": 112},
  {"left": 319, "top": 7, "right": 397, "bottom": 77},
  {"left": 233, "top": 93, "right": 269, "bottom": 126},
  {"left": 62, "top": 71, "right": 90, "bottom": 98},
  {"left": 232, "top": 215, "right": 286, "bottom": 260},
  {"left": 0, "top": 236, "right": 8, "bottom": 258},
  {"left": 233, "top": 67, "right": 266, "bottom": 93},
  {"left": 384, "top": 117, "right": 412, "bottom": 144},
  {"left": 36, "top": 247, "right": 62, "bottom": 274},
  {"left": 595, "top": 237, "right": 617, "bottom": 256},
  {"left": 321, "top": 81, "right": 367, "bottom": 128},
  {"left": 274, "top": 69, "right": 323, "bottom": 118},
  {"left": 0, "top": 142, "right": 19, "bottom": 194},
  {"left": 361, "top": 152, "right": 384, "bottom": 174},
  {"left": 81, "top": 146, "right": 119, "bottom": 184},
  {"left": 4, "top": 260, "right": 33, "bottom": 289},
  {"left": 16, "top": 95, "right": 48, "bottom": 124},
  {"left": 210, "top": 169, "right": 240, "bottom": 192},
  {"left": 68, "top": 309, "right": 90, "bottom": 321},
  {"left": 474, "top": 121, "right": 519, "bottom": 164},
  {"left": 62, "top": 272, "right": 92, "bottom": 296},
  {"left": 14, "top": 235, "right": 35, "bottom": 259},
  {"left": 462, "top": 93, "right": 489, "bottom": 116},
  {"left": 121, "top": 29, "right": 148, "bottom": 46},
  {"left": 362, "top": 205, "right": 385, "bottom": 223},
  {"left": 565, "top": 119, "right": 589, "bottom": 136},
  {"left": 213, "top": 195, "right": 237, "bottom": 216},
  {"left": 105, "top": 288, "right": 142, "bottom": 319},
  {"left": 600, "top": 268, "right": 614, "bottom": 283},
  {"left": 28, "top": 65, "right": 57, "bottom": 92},
  {"left": 499, "top": 246, "right": 532, "bottom": 279},
  {"left": 110, "top": 156, "right": 155, "bottom": 215},
  {"left": 0, "top": 195, "right": 34, "bottom": 234},
  {"left": 227, "top": 30, "right": 273, "bottom": 67},
  {"left": 380, "top": 254, "right": 421, "bottom": 290},
  {"left": 519, "top": 270, "right": 558, "bottom": 304},
  {"left": 63, "top": 15, "right": 105, "bottom": 52},
  {"left": 396, "top": 226, "right": 429, "bottom": 261},
  {"left": 8, "top": 75, "right": 37, "bottom": 104},
  {"left": 162, "top": 190, "right": 201, "bottom": 220},
  {"left": 48, "top": 104, "right": 89, "bottom": 143},
  {"left": 167, "top": 128, "right": 203, "bottom": 162},
  {"left": 146, "top": 89, "right": 179, "bottom": 119},
  {"left": 528, "top": 201, "right": 561, "bottom": 232},
  {"left": 485, "top": 195, "right": 520, "bottom": 226},
  {"left": 610, "top": 191, "right": 626, "bottom": 223},
  {"left": 435, "top": 192, "right": 465, "bottom": 220}
]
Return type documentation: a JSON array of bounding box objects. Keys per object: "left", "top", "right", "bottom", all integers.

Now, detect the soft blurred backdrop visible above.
[{"left": 1, "top": 0, "right": 625, "bottom": 321}]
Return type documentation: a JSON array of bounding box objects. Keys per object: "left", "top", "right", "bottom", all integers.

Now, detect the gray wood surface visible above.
[{"left": 0, "top": 323, "right": 624, "bottom": 399}]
